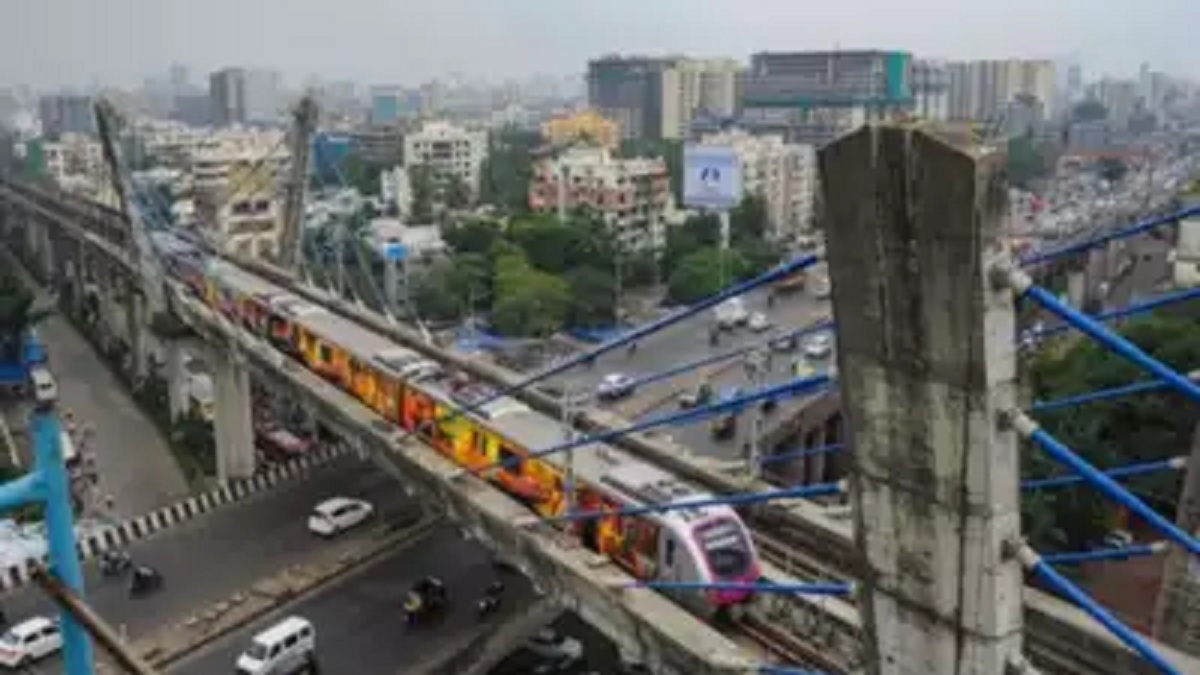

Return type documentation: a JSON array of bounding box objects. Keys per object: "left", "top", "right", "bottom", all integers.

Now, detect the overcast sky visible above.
[{"left": 2, "top": 0, "right": 1196, "bottom": 89}]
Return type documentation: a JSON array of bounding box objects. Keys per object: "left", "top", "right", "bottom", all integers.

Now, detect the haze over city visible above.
[{"left": 2, "top": 0, "right": 1199, "bottom": 87}]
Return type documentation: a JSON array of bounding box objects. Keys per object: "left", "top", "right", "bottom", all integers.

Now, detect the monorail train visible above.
[{"left": 153, "top": 232, "right": 761, "bottom": 616}]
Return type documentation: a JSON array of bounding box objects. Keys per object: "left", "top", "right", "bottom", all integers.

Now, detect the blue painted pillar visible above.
[{"left": 31, "top": 410, "right": 94, "bottom": 674}]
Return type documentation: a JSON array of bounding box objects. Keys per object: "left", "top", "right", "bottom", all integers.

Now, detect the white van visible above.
[
  {"left": 28, "top": 367, "right": 57, "bottom": 407},
  {"left": 235, "top": 616, "right": 316, "bottom": 675}
]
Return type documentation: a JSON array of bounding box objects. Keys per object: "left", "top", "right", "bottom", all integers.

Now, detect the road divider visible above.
[
  {"left": 0, "top": 444, "right": 349, "bottom": 593},
  {"left": 101, "top": 515, "right": 442, "bottom": 672}
]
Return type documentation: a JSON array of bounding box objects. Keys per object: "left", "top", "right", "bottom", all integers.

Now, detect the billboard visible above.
[{"left": 683, "top": 144, "right": 743, "bottom": 210}]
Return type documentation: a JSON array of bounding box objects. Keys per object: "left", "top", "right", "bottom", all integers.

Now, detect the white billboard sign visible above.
[{"left": 683, "top": 144, "right": 743, "bottom": 210}]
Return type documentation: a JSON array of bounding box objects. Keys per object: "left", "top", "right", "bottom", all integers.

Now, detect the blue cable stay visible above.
[
  {"left": 1029, "top": 373, "right": 1200, "bottom": 413},
  {"left": 473, "top": 374, "right": 833, "bottom": 475},
  {"left": 1031, "top": 286, "right": 1200, "bottom": 340},
  {"left": 540, "top": 481, "right": 845, "bottom": 523},
  {"left": 478, "top": 253, "right": 822, "bottom": 408},
  {"left": 1022, "top": 457, "right": 1186, "bottom": 491},
  {"left": 622, "top": 318, "right": 834, "bottom": 392},
  {"left": 1017, "top": 544, "right": 1181, "bottom": 675},
  {"left": 1019, "top": 206, "right": 1197, "bottom": 267},
  {"left": 1011, "top": 412, "right": 1200, "bottom": 558},
  {"left": 1042, "top": 542, "right": 1167, "bottom": 566},
  {"left": 759, "top": 442, "right": 845, "bottom": 467},
  {"left": 1005, "top": 271, "right": 1200, "bottom": 405},
  {"left": 628, "top": 581, "right": 854, "bottom": 596}
]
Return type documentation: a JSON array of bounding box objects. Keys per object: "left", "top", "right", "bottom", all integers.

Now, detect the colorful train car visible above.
[{"left": 159, "top": 237, "right": 761, "bottom": 616}]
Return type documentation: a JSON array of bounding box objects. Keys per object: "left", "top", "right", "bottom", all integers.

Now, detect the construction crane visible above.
[
  {"left": 277, "top": 94, "right": 319, "bottom": 274},
  {"left": 93, "top": 98, "right": 167, "bottom": 318}
]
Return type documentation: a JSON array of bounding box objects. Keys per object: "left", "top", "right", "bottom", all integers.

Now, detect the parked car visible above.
[
  {"left": 748, "top": 312, "right": 771, "bottom": 332},
  {"left": 307, "top": 497, "right": 374, "bottom": 537},
  {"left": 523, "top": 629, "right": 583, "bottom": 673},
  {"left": 0, "top": 617, "right": 61, "bottom": 668}
]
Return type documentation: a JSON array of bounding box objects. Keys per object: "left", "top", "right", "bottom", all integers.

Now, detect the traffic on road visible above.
[{"left": 0, "top": 456, "right": 419, "bottom": 674}]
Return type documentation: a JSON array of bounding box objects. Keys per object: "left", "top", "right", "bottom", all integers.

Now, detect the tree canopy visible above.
[
  {"left": 1024, "top": 307, "right": 1200, "bottom": 551},
  {"left": 479, "top": 126, "right": 540, "bottom": 214}
]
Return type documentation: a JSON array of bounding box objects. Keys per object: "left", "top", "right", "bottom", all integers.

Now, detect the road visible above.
[
  {"left": 489, "top": 612, "right": 625, "bottom": 675},
  {"left": 549, "top": 283, "right": 831, "bottom": 460},
  {"left": 38, "top": 309, "right": 188, "bottom": 518},
  {"left": 2, "top": 455, "right": 419, "bottom": 673},
  {"left": 168, "top": 524, "right": 535, "bottom": 675}
]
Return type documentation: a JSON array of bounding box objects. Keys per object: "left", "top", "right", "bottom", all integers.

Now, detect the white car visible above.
[
  {"left": 524, "top": 629, "right": 584, "bottom": 673},
  {"left": 596, "top": 373, "right": 636, "bottom": 400},
  {"left": 803, "top": 334, "right": 833, "bottom": 360},
  {"left": 307, "top": 497, "right": 374, "bottom": 537},
  {"left": 0, "top": 617, "right": 62, "bottom": 668},
  {"left": 748, "top": 312, "right": 771, "bottom": 332}
]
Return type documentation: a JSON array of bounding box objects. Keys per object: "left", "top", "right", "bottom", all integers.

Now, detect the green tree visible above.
[
  {"left": 1072, "top": 99, "right": 1109, "bottom": 124},
  {"left": 479, "top": 126, "right": 540, "bottom": 213},
  {"left": 1025, "top": 309, "right": 1200, "bottom": 551},
  {"left": 731, "top": 194, "right": 769, "bottom": 243},
  {"left": 409, "top": 164, "right": 436, "bottom": 223},
  {"left": 623, "top": 250, "right": 659, "bottom": 288},
  {"left": 0, "top": 271, "right": 51, "bottom": 365},
  {"left": 445, "top": 173, "right": 472, "bottom": 209},
  {"left": 490, "top": 248, "right": 571, "bottom": 337},
  {"left": 666, "top": 247, "right": 748, "bottom": 304},
  {"left": 565, "top": 266, "right": 617, "bottom": 328},
  {"left": 340, "top": 153, "right": 383, "bottom": 196},
  {"left": 662, "top": 214, "right": 721, "bottom": 279},
  {"left": 442, "top": 218, "right": 503, "bottom": 256},
  {"left": 1006, "top": 134, "right": 1049, "bottom": 189}
]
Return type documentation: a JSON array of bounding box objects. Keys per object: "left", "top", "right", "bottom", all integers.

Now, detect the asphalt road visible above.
[
  {"left": 489, "top": 611, "right": 625, "bottom": 675},
  {"left": 39, "top": 310, "right": 189, "bottom": 519},
  {"left": 549, "top": 284, "right": 831, "bottom": 460},
  {"left": 168, "top": 524, "right": 536, "bottom": 675},
  {"left": 2, "top": 455, "right": 419, "bottom": 673}
]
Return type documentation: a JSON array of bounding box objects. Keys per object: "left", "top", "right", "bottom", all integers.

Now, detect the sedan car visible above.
[
  {"left": 596, "top": 373, "right": 636, "bottom": 400},
  {"left": 748, "top": 312, "right": 771, "bottom": 332},
  {"left": 307, "top": 497, "right": 374, "bottom": 537},
  {"left": 803, "top": 334, "right": 833, "bottom": 360}
]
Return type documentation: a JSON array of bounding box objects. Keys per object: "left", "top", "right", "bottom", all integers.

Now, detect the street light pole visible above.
[{"left": 745, "top": 347, "right": 766, "bottom": 482}]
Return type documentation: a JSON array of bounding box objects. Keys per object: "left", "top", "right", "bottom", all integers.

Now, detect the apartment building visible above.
[
  {"left": 528, "top": 147, "right": 674, "bottom": 254},
  {"left": 190, "top": 129, "right": 290, "bottom": 258},
  {"left": 542, "top": 109, "right": 621, "bottom": 150},
  {"left": 41, "top": 133, "right": 115, "bottom": 206},
  {"left": 402, "top": 120, "right": 488, "bottom": 197},
  {"left": 587, "top": 55, "right": 744, "bottom": 141},
  {"left": 947, "top": 59, "right": 1057, "bottom": 123},
  {"left": 1090, "top": 78, "right": 1139, "bottom": 131},
  {"left": 699, "top": 129, "right": 817, "bottom": 242}
]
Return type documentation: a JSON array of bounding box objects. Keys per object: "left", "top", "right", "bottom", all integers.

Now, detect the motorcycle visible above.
[
  {"left": 404, "top": 577, "right": 447, "bottom": 625},
  {"left": 476, "top": 580, "right": 505, "bottom": 620},
  {"left": 100, "top": 551, "right": 132, "bottom": 577},
  {"left": 128, "top": 565, "right": 163, "bottom": 598}
]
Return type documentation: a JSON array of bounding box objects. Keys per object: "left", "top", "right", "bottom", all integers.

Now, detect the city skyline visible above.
[{"left": 3, "top": 0, "right": 1198, "bottom": 90}]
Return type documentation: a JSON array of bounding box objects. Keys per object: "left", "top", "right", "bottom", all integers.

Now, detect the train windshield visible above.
[{"left": 696, "top": 518, "right": 751, "bottom": 578}]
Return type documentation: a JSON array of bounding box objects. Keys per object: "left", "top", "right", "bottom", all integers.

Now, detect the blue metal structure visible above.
[
  {"left": 0, "top": 407, "right": 94, "bottom": 674},
  {"left": 759, "top": 442, "right": 844, "bottom": 467},
  {"left": 1041, "top": 542, "right": 1167, "bottom": 566},
  {"left": 1022, "top": 457, "right": 1186, "bottom": 491}
]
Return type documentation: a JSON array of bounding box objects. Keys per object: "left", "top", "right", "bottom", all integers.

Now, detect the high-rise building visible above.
[
  {"left": 370, "top": 87, "right": 402, "bottom": 125},
  {"left": 946, "top": 59, "right": 1057, "bottom": 123},
  {"left": 243, "top": 69, "right": 283, "bottom": 124},
  {"left": 741, "top": 50, "right": 914, "bottom": 145},
  {"left": 586, "top": 56, "right": 743, "bottom": 141},
  {"left": 37, "top": 95, "right": 97, "bottom": 138},
  {"left": 190, "top": 129, "right": 290, "bottom": 257},
  {"left": 587, "top": 56, "right": 677, "bottom": 141},
  {"left": 912, "top": 60, "right": 951, "bottom": 121},
  {"left": 209, "top": 68, "right": 247, "bottom": 127},
  {"left": 1090, "top": 78, "right": 1139, "bottom": 130},
  {"left": 699, "top": 128, "right": 818, "bottom": 242}
]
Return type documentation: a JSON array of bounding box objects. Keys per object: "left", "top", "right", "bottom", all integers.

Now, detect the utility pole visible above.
[{"left": 744, "top": 347, "right": 766, "bottom": 482}]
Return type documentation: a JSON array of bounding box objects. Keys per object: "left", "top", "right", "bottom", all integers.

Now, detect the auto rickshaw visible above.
[{"left": 404, "top": 576, "right": 447, "bottom": 625}]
